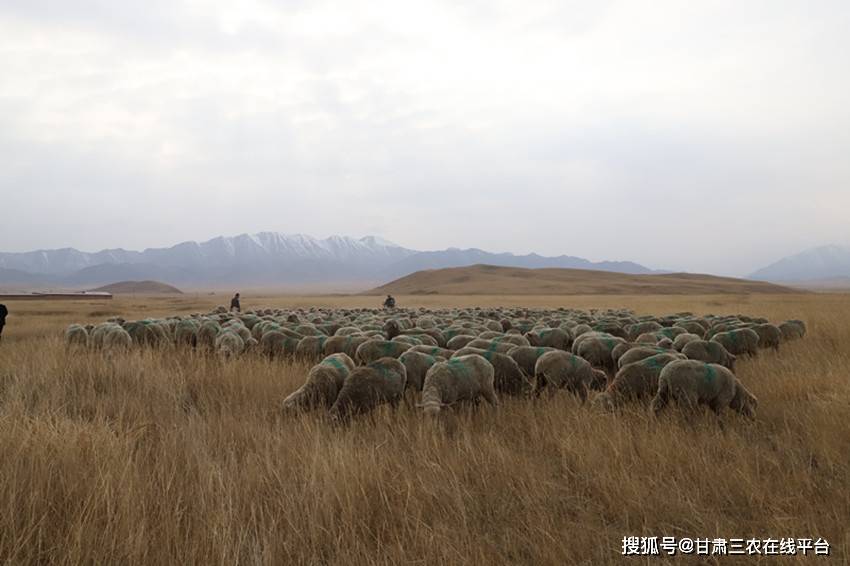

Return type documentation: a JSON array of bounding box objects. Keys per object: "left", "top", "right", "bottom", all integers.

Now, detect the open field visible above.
[
  {"left": 0, "top": 293, "right": 848, "bottom": 564},
  {"left": 368, "top": 265, "right": 797, "bottom": 295}
]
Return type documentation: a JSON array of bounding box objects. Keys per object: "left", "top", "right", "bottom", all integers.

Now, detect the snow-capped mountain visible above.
[
  {"left": 749, "top": 245, "right": 850, "bottom": 282},
  {"left": 0, "top": 232, "right": 656, "bottom": 289}
]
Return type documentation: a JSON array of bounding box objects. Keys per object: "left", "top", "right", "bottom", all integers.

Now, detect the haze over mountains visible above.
[
  {"left": 749, "top": 245, "right": 850, "bottom": 282},
  {"left": 0, "top": 232, "right": 656, "bottom": 290}
]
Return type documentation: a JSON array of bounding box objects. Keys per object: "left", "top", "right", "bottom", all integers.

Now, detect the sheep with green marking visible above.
[
  {"left": 64, "top": 324, "right": 89, "bottom": 349},
  {"left": 681, "top": 340, "right": 736, "bottom": 370},
  {"left": 295, "top": 335, "right": 329, "bottom": 361},
  {"left": 399, "top": 350, "right": 444, "bottom": 391},
  {"left": 533, "top": 350, "right": 607, "bottom": 400},
  {"left": 329, "top": 357, "right": 407, "bottom": 420},
  {"left": 215, "top": 330, "right": 245, "bottom": 358},
  {"left": 452, "top": 347, "right": 531, "bottom": 395},
  {"left": 710, "top": 328, "right": 759, "bottom": 357},
  {"left": 354, "top": 339, "right": 411, "bottom": 365},
  {"left": 283, "top": 353, "right": 355, "bottom": 411},
  {"left": 507, "top": 346, "right": 556, "bottom": 378},
  {"left": 418, "top": 355, "right": 498, "bottom": 416},
  {"left": 593, "top": 353, "right": 683, "bottom": 410},
  {"left": 651, "top": 359, "right": 757, "bottom": 418}
]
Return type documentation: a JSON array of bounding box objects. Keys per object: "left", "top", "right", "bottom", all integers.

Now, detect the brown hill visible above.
[
  {"left": 90, "top": 280, "right": 183, "bottom": 294},
  {"left": 367, "top": 265, "right": 799, "bottom": 295}
]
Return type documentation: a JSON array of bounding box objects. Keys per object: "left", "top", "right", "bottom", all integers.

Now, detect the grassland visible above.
[
  {"left": 368, "top": 265, "right": 797, "bottom": 295},
  {"left": 0, "top": 292, "right": 848, "bottom": 564}
]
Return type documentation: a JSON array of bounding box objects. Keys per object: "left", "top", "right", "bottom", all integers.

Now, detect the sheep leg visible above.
[{"left": 650, "top": 381, "right": 670, "bottom": 415}]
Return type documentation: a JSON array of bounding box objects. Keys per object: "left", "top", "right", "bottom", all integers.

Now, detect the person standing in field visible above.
[
  {"left": 0, "top": 303, "right": 7, "bottom": 343},
  {"left": 230, "top": 293, "right": 241, "bottom": 312}
]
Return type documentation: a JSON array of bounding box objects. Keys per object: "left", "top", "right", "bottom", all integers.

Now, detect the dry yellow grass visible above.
[
  {"left": 0, "top": 293, "right": 848, "bottom": 564},
  {"left": 368, "top": 265, "right": 797, "bottom": 295}
]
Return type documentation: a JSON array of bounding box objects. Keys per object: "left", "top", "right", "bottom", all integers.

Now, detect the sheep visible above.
[
  {"left": 398, "top": 350, "right": 444, "bottom": 391},
  {"left": 533, "top": 351, "right": 607, "bottom": 400},
  {"left": 323, "top": 335, "right": 372, "bottom": 359},
  {"left": 354, "top": 339, "right": 412, "bottom": 365},
  {"left": 261, "top": 331, "right": 299, "bottom": 359},
  {"left": 626, "top": 321, "right": 663, "bottom": 341},
  {"left": 446, "top": 335, "right": 477, "bottom": 350},
  {"left": 328, "top": 357, "right": 407, "bottom": 420},
  {"left": 617, "top": 346, "right": 680, "bottom": 369},
  {"left": 418, "top": 355, "right": 499, "bottom": 416},
  {"left": 710, "top": 328, "right": 759, "bottom": 357},
  {"left": 102, "top": 325, "right": 132, "bottom": 352},
  {"left": 779, "top": 320, "right": 806, "bottom": 341},
  {"left": 650, "top": 360, "right": 758, "bottom": 418},
  {"left": 751, "top": 323, "right": 781, "bottom": 350},
  {"left": 452, "top": 347, "right": 531, "bottom": 395},
  {"left": 465, "top": 339, "right": 515, "bottom": 354},
  {"left": 408, "top": 345, "right": 455, "bottom": 359},
  {"left": 282, "top": 353, "right": 355, "bottom": 411},
  {"left": 197, "top": 321, "right": 221, "bottom": 349},
  {"left": 294, "top": 335, "right": 329, "bottom": 361},
  {"left": 64, "top": 324, "right": 89, "bottom": 349},
  {"left": 175, "top": 320, "right": 199, "bottom": 347},
  {"left": 572, "top": 334, "right": 625, "bottom": 378},
  {"left": 672, "top": 333, "right": 702, "bottom": 352},
  {"left": 215, "top": 330, "right": 245, "bottom": 358},
  {"left": 524, "top": 328, "right": 572, "bottom": 351},
  {"left": 593, "top": 353, "right": 684, "bottom": 410},
  {"left": 507, "top": 346, "right": 556, "bottom": 377},
  {"left": 680, "top": 339, "right": 736, "bottom": 370}
]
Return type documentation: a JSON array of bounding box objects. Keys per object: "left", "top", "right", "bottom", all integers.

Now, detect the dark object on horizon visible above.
[
  {"left": 383, "top": 295, "right": 396, "bottom": 309},
  {"left": 0, "top": 303, "right": 7, "bottom": 342},
  {"left": 230, "top": 293, "right": 241, "bottom": 312}
]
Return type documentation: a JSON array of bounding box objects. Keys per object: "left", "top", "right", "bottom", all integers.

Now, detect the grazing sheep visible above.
[
  {"left": 399, "top": 350, "right": 444, "bottom": 391},
  {"left": 681, "top": 340, "right": 736, "bottom": 370},
  {"left": 465, "top": 339, "right": 515, "bottom": 354},
  {"left": 175, "top": 320, "right": 199, "bottom": 347},
  {"left": 418, "top": 355, "right": 499, "bottom": 416},
  {"left": 446, "top": 335, "right": 477, "bottom": 350},
  {"left": 533, "top": 351, "right": 607, "bottom": 400},
  {"left": 524, "top": 328, "right": 572, "bottom": 351},
  {"left": 507, "top": 346, "right": 556, "bottom": 377},
  {"left": 355, "top": 339, "right": 412, "bottom": 365},
  {"left": 261, "top": 331, "right": 299, "bottom": 359},
  {"left": 651, "top": 360, "right": 757, "bottom": 418},
  {"left": 329, "top": 357, "right": 407, "bottom": 420},
  {"left": 197, "top": 321, "right": 221, "bottom": 350},
  {"left": 295, "top": 335, "right": 329, "bottom": 361},
  {"left": 572, "top": 334, "right": 625, "bottom": 378},
  {"left": 593, "top": 353, "right": 683, "bottom": 410},
  {"left": 64, "top": 324, "right": 89, "bottom": 349},
  {"left": 751, "top": 323, "right": 781, "bottom": 350},
  {"left": 672, "top": 333, "right": 702, "bottom": 352},
  {"left": 382, "top": 319, "right": 402, "bottom": 339},
  {"left": 408, "top": 345, "right": 455, "bottom": 359},
  {"left": 779, "top": 320, "right": 806, "bottom": 341},
  {"left": 216, "top": 330, "right": 245, "bottom": 358},
  {"left": 452, "top": 347, "right": 531, "bottom": 395},
  {"left": 617, "top": 346, "right": 680, "bottom": 369},
  {"left": 323, "top": 335, "right": 372, "bottom": 359},
  {"left": 282, "top": 353, "right": 355, "bottom": 411},
  {"left": 710, "top": 328, "right": 759, "bottom": 357},
  {"left": 102, "top": 325, "right": 132, "bottom": 352}
]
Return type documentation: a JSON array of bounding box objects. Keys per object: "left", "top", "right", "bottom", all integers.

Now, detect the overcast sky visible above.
[{"left": 1, "top": 0, "right": 848, "bottom": 275}]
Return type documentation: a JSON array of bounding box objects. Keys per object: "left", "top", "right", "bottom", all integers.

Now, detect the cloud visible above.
[{"left": 0, "top": 0, "right": 848, "bottom": 275}]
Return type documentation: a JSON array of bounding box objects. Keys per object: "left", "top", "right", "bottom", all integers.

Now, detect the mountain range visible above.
[
  {"left": 0, "top": 232, "right": 656, "bottom": 290},
  {"left": 749, "top": 245, "right": 850, "bottom": 282}
]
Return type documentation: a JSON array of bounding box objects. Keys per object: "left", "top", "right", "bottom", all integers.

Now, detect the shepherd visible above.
[{"left": 230, "top": 293, "right": 241, "bottom": 313}]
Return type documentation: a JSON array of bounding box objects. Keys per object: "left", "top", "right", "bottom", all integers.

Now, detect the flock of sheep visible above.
[{"left": 64, "top": 305, "right": 808, "bottom": 421}]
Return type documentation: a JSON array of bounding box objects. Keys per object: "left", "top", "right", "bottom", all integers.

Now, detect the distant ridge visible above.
[
  {"left": 0, "top": 232, "right": 658, "bottom": 288},
  {"left": 750, "top": 245, "right": 850, "bottom": 281},
  {"left": 90, "top": 280, "right": 183, "bottom": 294},
  {"left": 367, "top": 265, "right": 798, "bottom": 295}
]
